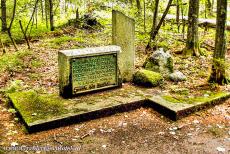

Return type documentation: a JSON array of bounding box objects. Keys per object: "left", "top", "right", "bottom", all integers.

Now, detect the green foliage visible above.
[
  {"left": 8, "top": 108, "right": 17, "bottom": 114},
  {"left": 0, "top": 50, "right": 32, "bottom": 73},
  {"left": 49, "top": 35, "right": 75, "bottom": 45},
  {"left": 213, "top": 58, "right": 229, "bottom": 71},
  {"left": 4, "top": 80, "right": 24, "bottom": 94},
  {"left": 0, "top": 148, "right": 5, "bottom": 154}
]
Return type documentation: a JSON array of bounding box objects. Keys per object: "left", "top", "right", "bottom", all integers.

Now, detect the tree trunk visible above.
[
  {"left": 41, "top": 0, "right": 44, "bottom": 21},
  {"left": 136, "top": 0, "right": 141, "bottom": 15},
  {"left": 176, "top": 0, "right": 180, "bottom": 32},
  {"left": 19, "top": 20, "right": 30, "bottom": 49},
  {"left": 143, "top": 0, "right": 146, "bottom": 32},
  {"left": 49, "top": 0, "right": 54, "bottom": 31},
  {"left": 181, "top": 1, "right": 186, "bottom": 39},
  {"left": 146, "top": 0, "right": 173, "bottom": 50},
  {"left": 209, "top": 0, "right": 228, "bottom": 85},
  {"left": 1, "top": 0, "right": 7, "bottom": 32},
  {"left": 211, "top": 0, "right": 215, "bottom": 11},
  {"left": 152, "top": 0, "right": 159, "bottom": 32},
  {"left": 183, "top": 0, "right": 200, "bottom": 56},
  {"left": 206, "top": 0, "right": 212, "bottom": 17},
  {"left": 45, "top": 0, "right": 49, "bottom": 29},
  {"left": 7, "top": 0, "right": 18, "bottom": 51},
  {"left": 0, "top": 38, "right": 6, "bottom": 54}
]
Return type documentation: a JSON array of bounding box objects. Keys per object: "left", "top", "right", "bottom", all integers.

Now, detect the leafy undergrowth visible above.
[
  {"left": 0, "top": 50, "right": 33, "bottom": 73},
  {"left": 0, "top": 16, "right": 230, "bottom": 154},
  {"left": 1, "top": 22, "right": 230, "bottom": 101}
]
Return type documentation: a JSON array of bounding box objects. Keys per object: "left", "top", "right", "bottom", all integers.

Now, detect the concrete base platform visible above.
[{"left": 8, "top": 84, "right": 230, "bottom": 133}]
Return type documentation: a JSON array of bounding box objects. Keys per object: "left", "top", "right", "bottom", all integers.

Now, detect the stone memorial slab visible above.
[
  {"left": 58, "top": 46, "right": 122, "bottom": 98},
  {"left": 112, "top": 10, "right": 135, "bottom": 82}
]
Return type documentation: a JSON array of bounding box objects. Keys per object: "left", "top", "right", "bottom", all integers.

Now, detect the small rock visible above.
[
  {"left": 118, "top": 121, "right": 127, "bottom": 127},
  {"left": 204, "top": 94, "right": 209, "bottom": 97},
  {"left": 123, "top": 122, "right": 127, "bottom": 127},
  {"left": 102, "top": 145, "right": 107, "bottom": 148},
  {"left": 11, "top": 142, "right": 19, "bottom": 147},
  {"left": 187, "top": 133, "right": 192, "bottom": 136},
  {"left": 172, "top": 127, "right": 178, "bottom": 130},
  {"left": 169, "top": 127, "right": 178, "bottom": 131},
  {"left": 224, "top": 115, "right": 230, "bottom": 120},
  {"left": 169, "top": 71, "right": 187, "bottom": 82},
  {"left": 216, "top": 124, "right": 224, "bottom": 129},
  {"left": 88, "top": 128, "right": 96, "bottom": 135},
  {"left": 169, "top": 131, "right": 176, "bottom": 135},
  {"left": 31, "top": 113, "right": 37, "bottom": 116},
  {"left": 140, "top": 111, "right": 147, "bottom": 117},
  {"left": 74, "top": 128, "right": 80, "bottom": 131},
  {"left": 193, "top": 120, "right": 200, "bottom": 124},
  {"left": 158, "top": 132, "right": 165, "bottom": 135},
  {"left": 216, "top": 147, "right": 225, "bottom": 152}
]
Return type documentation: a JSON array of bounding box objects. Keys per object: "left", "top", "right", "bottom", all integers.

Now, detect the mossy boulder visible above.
[
  {"left": 144, "top": 48, "right": 173, "bottom": 76},
  {"left": 133, "top": 69, "right": 163, "bottom": 87}
]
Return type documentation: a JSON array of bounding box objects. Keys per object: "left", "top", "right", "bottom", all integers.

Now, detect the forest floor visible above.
[{"left": 0, "top": 21, "right": 230, "bottom": 153}]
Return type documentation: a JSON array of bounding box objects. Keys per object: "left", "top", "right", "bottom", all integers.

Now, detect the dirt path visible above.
[{"left": 0, "top": 97, "right": 229, "bottom": 154}]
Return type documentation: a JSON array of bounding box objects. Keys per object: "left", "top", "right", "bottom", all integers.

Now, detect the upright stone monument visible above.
[
  {"left": 58, "top": 46, "right": 122, "bottom": 98},
  {"left": 112, "top": 10, "right": 135, "bottom": 82}
]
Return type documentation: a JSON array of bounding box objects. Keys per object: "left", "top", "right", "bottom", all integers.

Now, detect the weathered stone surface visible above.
[
  {"left": 8, "top": 85, "right": 146, "bottom": 133},
  {"left": 169, "top": 71, "right": 187, "bottom": 82},
  {"left": 133, "top": 69, "right": 163, "bottom": 87},
  {"left": 58, "top": 46, "right": 121, "bottom": 98},
  {"left": 144, "top": 48, "right": 173, "bottom": 76},
  {"left": 8, "top": 85, "right": 230, "bottom": 133},
  {"left": 112, "top": 10, "right": 135, "bottom": 82}
]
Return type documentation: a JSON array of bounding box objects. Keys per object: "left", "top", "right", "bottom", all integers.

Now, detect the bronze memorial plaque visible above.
[
  {"left": 71, "top": 54, "right": 118, "bottom": 94},
  {"left": 58, "top": 45, "right": 121, "bottom": 98}
]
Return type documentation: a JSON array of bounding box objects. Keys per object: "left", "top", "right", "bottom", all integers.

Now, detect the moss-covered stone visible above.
[
  {"left": 162, "top": 92, "right": 229, "bottom": 104},
  {"left": 144, "top": 48, "right": 174, "bottom": 76},
  {"left": 133, "top": 69, "right": 163, "bottom": 87},
  {"left": 8, "top": 90, "right": 68, "bottom": 123},
  {"left": 7, "top": 85, "right": 230, "bottom": 132}
]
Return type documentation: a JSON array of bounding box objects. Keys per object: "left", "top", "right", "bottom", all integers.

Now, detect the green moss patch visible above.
[
  {"left": 8, "top": 90, "right": 68, "bottom": 124},
  {"left": 162, "top": 92, "right": 229, "bottom": 104},
  {"left": 0, "top": 50, "right": 32, "bottom": 73},
  {"left": 133, "top": 69, "right": 163, "bottom": 87}
]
